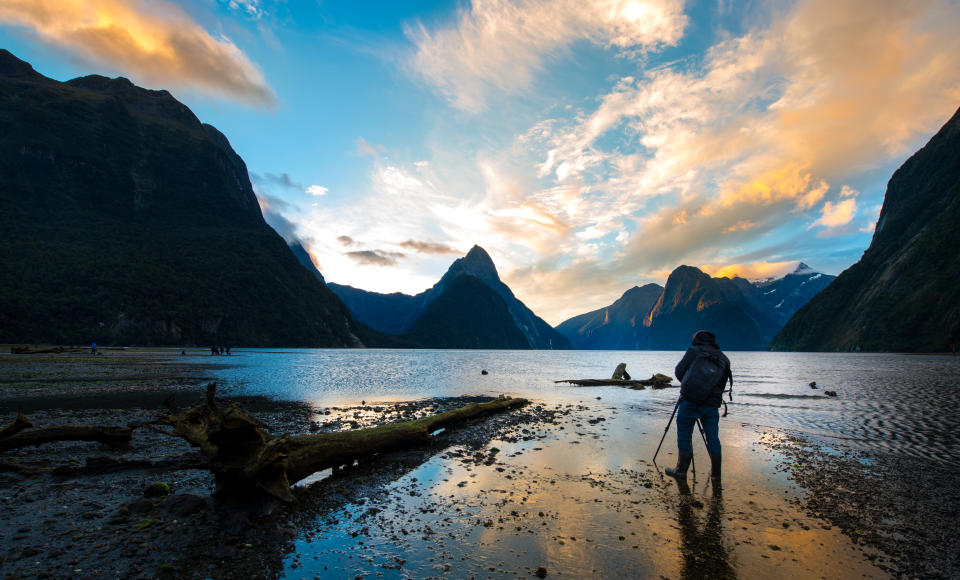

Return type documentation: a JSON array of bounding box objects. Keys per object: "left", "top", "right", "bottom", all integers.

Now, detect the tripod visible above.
[{"left": 652, "top": 396, "right": 709, "bottom": 474}]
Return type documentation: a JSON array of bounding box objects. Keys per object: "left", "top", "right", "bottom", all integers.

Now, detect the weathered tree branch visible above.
[
  {"left": 0, "top": 411, "right": 33, "bottom": 439},
  {"left": 0, "top": 425, "right": 133, "bottom": 452},
  {"left": 159, "top": 383, "right": 528, "bottom": 502}
]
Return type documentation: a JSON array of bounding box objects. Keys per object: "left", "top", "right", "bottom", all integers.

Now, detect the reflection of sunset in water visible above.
[{"left": 284, "top": 397, "right": 886, "bottom": 578}]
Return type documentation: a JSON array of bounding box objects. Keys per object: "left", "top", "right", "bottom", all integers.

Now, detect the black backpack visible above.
[{"left": 680, "top": 351, "right": 728, "bottom": 404}]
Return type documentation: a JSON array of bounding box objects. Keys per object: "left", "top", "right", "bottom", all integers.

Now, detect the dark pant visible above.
[{"left": 676, "top": 400, "right": 721, "bottom": 456}]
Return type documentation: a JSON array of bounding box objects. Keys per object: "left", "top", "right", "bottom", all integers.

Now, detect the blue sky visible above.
[{"left": 2, "top": 0, "right": 959, "bottom": 324}]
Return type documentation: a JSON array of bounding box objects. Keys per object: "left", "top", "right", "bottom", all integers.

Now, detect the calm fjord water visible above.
[{"left": 212, "top": 349, "right": 960, "bottom": 462}]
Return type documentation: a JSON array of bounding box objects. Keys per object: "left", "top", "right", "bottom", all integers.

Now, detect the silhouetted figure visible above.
[
  {"left": 90, "top": 341, "right": 98, "bottom": 355},
  {"left": 225, "top": 346, "right": 231, "bottom": 356},
  {"left": 666, "top": 330, "right": 732, "bottom": 481}
]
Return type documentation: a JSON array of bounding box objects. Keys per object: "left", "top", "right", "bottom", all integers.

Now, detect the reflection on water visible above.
[
  {"left": 213, "top": 350, "right": 960, "bottom": 462},
  {"left": 200, "top": 349, "right": 916, "bottom": 579},
  {"left": 675, "top": 480, "right": 736, "bottom": 580}
]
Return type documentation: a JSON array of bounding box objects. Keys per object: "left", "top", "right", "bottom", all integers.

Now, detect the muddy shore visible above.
[{"left": 1, "top": 349, "right": 956, "bottom": 579}]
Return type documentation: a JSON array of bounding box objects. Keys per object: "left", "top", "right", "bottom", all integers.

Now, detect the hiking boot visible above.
[
  {"left": 665, "top": 450, "right": 692, "bottom": 479},
  {"left": 709, "top": 453, "right": 721, "bottom": 481}
]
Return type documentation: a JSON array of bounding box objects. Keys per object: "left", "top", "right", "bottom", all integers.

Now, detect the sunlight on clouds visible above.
[
  {"left": 0, "top": 0, "right": 275, "bottom": 106},
  {"left": 407, "top": 0, "right": 687, "bottom": 111},
  {"left": 812, "top": 198, "right": 858, "bottom": 229},
  {"left": 700, "top": 261, "right": 798, "bottom": 281},
  {"left": 520, "top": 0, "right": 960, "bottom": 288},
  {"left": 305, "top": 185, "right": 328, "bottom": 196},
  {"left": 721, "top": 220, "right": 755, "bottom": 234}
]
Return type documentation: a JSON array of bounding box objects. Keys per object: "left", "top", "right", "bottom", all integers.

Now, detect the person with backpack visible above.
[{"left": 665, "top": 330, "right": 732, "bottom": 481}]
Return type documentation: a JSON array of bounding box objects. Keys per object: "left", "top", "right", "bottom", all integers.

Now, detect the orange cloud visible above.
[
  {"left": 720, "top": 163, "right": 827, "bottom": 210},
  {"left": 0, "top": 0, "right": 275, "bottom": 106},
  {"left": 700, "top": 261, "right": 798, "bottom": 280}
]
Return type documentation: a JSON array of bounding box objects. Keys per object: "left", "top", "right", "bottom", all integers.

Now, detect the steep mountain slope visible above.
[
  {"left": 642, "top": 266, "right": 784, "bottom": 350},
  {"left": 0, "top": 50, "right": 361, "bottom": 347},
  {"left": 752, "top": 263, "right": 836, "bottom": 320},
  {"left": 329, "top": 245, "right": 570, "bottom": 349},
  {"left": 771, "top": 106, "right": 960, "bottom": 352},
  {"left": 326, "top": 282, "right": 421, "bottom": 336},
  {"left": 404, "top": 275, "right": 530, "bottom": 349},
  {"left": 556, "top": 284, "right": 663, "bottom": 349}
]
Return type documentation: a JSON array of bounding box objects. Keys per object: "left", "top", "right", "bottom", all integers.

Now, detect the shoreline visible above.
[{"left": 1, "top": 350, "right": 954, "bottom": 578}]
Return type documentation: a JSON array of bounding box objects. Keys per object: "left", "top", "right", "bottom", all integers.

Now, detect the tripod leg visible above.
[
  {"left": 696, "top": 418, "right": 709, "bottom": 450},
  {"left": 653, "top": 396, "right": 682, "bottom": 465}
]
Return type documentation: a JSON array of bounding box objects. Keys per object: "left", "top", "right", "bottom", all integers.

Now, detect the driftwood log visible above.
[
  {"left": 0, "top": 411, "right": 33, "bottom": 438},
  {"left": 158, "top": 383, "right": 528, "bottom": 502},
  {"left": 556, "top": 373, "right": 675, "bottom": 389},
  {"left": 0, "top": 424, "right": 133, "bottom": 452}
]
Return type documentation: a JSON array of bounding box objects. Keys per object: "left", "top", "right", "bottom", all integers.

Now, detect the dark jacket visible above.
[{"left": 675, "top": 332, "right": 732, "bottom": 408}]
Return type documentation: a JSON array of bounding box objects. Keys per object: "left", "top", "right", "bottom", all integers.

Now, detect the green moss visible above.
[{"left": 134, "top": 517, "right": 155, "bottom": 532}]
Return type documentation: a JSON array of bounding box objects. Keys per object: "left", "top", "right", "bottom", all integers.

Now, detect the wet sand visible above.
[{"left": 0, "top": 349, "right": 951, "bottom": 579}]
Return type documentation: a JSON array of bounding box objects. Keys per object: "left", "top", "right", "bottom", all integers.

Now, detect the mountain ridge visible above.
[
  {"left": 329, "top": 245, "right": 571, "bottom": 349},
  {"left": 0, "top": 49, "right": 363, "bottom": 347},
  {"left": 770, "top": 105, "right": 960, "bottom": 352}
]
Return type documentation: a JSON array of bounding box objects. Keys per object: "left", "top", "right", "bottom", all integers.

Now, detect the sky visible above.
[{"left": 2, "top": 0, "right": 959, "bottom": 325}]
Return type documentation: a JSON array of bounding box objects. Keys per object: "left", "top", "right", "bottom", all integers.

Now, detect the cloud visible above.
[
  {"left": 345, "top": 250, "right": 405, "bottom": 267},
  {"left": 305, "top": 185, "right": 328, "bottom": 197},
  {"left": 336, "top": 235, "right": 357, "bottom": 246},
  {"left": 0, "top": 0, "right": 276, "bottom": 107},
  {"left": 253, "top": 172, "right": 304, "bottom": 191},
  {"left": 517, "top": 0, "right": 960, "bottom": 286},
  {"left": 398, "top": 240, "right": 460, "bottom": 254},
  {"left": 700, "top": 261, "right": 799, "bottom": 281},
  {"left": 256, "top": 193, "right": 299, "bottom": 243},
  {"left": 354, "top": 137, "right": 380, "bottom": 158},
  {"left": 407, "top": 0, "right": 688, "bottom": 111},
  {"left": 812, "top": 198, "right": 858, "bottom": 230}
]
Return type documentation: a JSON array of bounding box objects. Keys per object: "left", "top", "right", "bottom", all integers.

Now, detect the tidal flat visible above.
[{"left": 0, "top": 349, "right": 956, "bottom": 579}]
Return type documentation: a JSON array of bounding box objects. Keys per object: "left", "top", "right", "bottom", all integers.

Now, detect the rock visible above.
[
  {"left": 123, "top": 499, "right": 154, "bottom": 514},
  {"left": 481, "top": 369, "right": 488, "bottom": 375},
  {"left": 824, "top": 390, "right": 837, "bottom": 397},
  {"left": 164, "top": 494, "right": 207, "bottom": 517},
  {"left": 611, "top": 363, "right": 629, "bottom": 380},
  {"left": 144, "top": 482, "right": 170, "bottom": 498},
  {"left": 809, "top": 381, "right": 818, "bottom": 389},
  {"left": 651, "top": 373, "right": 673, "bottom": 383},
  {"left": 536, "top": 565, "right": 548, "bottom": 578}
]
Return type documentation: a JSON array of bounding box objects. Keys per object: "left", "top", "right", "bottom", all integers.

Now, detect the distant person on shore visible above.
[
  {"left": 665, "top": 330, "right": 732, "bottom": 482},
  {"left": 90, "top": 341, "right": 97, "bottom": 355}
]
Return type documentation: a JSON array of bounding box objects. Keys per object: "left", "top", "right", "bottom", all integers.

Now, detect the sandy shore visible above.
[{"left": 1, "top": 349, "right": 954, "bottom": 579}]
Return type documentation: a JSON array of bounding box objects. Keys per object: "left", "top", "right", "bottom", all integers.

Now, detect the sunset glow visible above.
[{"left": 3, "top": 0, "right": 958, "bottom": 323}]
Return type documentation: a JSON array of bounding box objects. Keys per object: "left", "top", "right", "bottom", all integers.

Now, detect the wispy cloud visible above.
[
  {"left": 398, "top": 240, "right": 460, "bottom": 254},
  {"left": 0, "top": 0, "right": 276, "bottom": 107},
  {"left": 407, "top": 0, "right": 688, "bottom": 111},
  {"left": 345, "top": 250, "right": 405, "bottom": 267},
  {"left": 500, "top": 0, "right": 960, "bottom": 321}
]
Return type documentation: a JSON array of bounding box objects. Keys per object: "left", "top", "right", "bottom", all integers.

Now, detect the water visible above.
[{"left": 211, "top": 349, "right": 960, "bottom": 463}]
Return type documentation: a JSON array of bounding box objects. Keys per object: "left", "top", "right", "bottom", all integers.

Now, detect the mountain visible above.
[
  {"left": 558, "top": 262, "right": 833, "bottom": 350},
  {"left": 329, "top": 245, "right": 571, "bottom": 349},
  {"left": 642, "top": 266, "right": 785, "bottom": 350},
  {"left": 289, "top": 241, "right": 325, "bottom": 284},
  {"left": 0, "top": 50, "right": 362, "bottom": 347},
  {"left": 752, "top": 263, "right": 835, "bottom": 320},
  {"left": 556, "top": 284, "right": 663, "bottom": 349},
  {"left": 770, "top": 106, "right": 960, "bottom": 352}
]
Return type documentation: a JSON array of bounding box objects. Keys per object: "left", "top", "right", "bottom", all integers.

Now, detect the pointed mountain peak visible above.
[
  {"left": 0, "top": 49, "right": 42, "bottom": 79},
  {"left": 456, "top": 245, "right": 499, "bottom": 283},
  {"left": 791, "top": 262, "right": 815, "bottom": 275}
]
